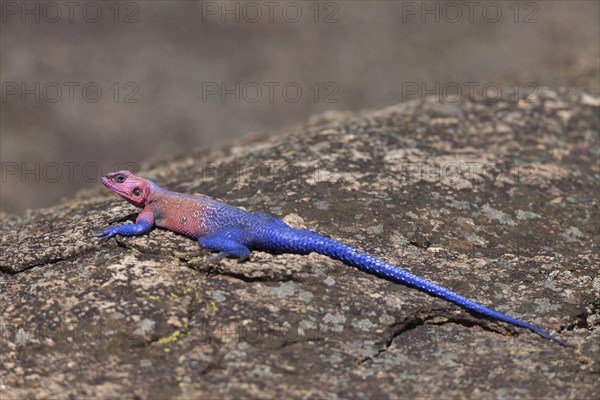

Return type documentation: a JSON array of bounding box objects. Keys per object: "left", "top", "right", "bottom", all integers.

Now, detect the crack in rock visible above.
[
  {"left": 1, "top": 246, "right": 98, "bottom": 275},
  {"left": 358, "top": 312, "right": 514, "bottom": 365}
]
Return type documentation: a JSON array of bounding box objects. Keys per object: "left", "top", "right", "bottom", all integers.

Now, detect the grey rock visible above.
[{"left": 1, "top": 88, "right": 598, "bottom": 399}]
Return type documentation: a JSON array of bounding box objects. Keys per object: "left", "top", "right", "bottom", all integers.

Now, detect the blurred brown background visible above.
[{"left": 1, "top": 1, "right": 598, "bottom": 213}]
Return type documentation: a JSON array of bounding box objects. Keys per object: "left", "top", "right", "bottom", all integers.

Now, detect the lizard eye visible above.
[
  {"left": 115, "top": 175, "right": 125, "bottom": 183},
  {"left": 133, "top": 188, "right": 141, "bottom": 196}
]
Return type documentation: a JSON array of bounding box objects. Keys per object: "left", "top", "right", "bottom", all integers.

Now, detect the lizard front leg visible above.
[{"left": 90, "top": 209, "right": 154, "bottom": 241}]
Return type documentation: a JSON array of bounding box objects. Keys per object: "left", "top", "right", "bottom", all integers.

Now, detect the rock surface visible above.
[{"left": 1, "top": 88, "right": 599, "bottom": 399}]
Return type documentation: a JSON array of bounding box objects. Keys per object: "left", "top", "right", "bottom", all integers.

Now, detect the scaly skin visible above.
[{"left": 92, "top": 170, "right": 567, "bottom": 345}]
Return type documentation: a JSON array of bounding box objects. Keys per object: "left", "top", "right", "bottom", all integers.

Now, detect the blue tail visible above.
[{"left": 263, "top": 229, "right": 566, "bottom": 345}]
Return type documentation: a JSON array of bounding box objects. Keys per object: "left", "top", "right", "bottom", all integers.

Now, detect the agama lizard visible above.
[{"left": 91, "top": 170, "right": 566, "bottom": 345}]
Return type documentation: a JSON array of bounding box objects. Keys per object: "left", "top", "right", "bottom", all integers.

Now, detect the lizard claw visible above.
[
  {"left": 237, "top": 254, "right": 250, "bottom": 263},
  {"left": 191, "top": 252, "right": 252, "bottom": 270},
  {"left": 202, "top": 252, "right": 228, "bottom": 266},
  {"left": 188, "top": 253, "right": 225, "bottom": 272},
  {"left": 189, "top": 252, "right": 251, "bottom": 273},
  {"left": 88, "top": 228, "right": 117, "bottom": 241}
]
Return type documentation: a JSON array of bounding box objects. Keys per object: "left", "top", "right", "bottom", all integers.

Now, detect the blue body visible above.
[{"left": 201, "top": 203, "right": 564, "bottom": 345}]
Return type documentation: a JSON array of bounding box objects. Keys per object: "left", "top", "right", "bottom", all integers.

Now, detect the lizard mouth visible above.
[
  {"left": 101, "top": 176, "right": 129, "bottom": 198},
  {"left": 101, "top": 176, "right": 111, "bottom": 188},
  {"left": 101, "top": 176, "right": 119, "bottom": 192}
]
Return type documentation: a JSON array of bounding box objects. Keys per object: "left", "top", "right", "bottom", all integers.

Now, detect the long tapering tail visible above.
[{"left": 264, "top": 228, "right": 566, "bottom": 345}]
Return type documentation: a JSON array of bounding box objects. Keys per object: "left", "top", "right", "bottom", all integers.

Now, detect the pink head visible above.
[{"left": 101, "top": 170, "right": 153, "bottom": 207}]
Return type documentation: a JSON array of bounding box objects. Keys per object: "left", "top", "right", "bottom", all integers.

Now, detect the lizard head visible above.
[{"left": 101, "top": 170, "right": 152, "bottom": 207}]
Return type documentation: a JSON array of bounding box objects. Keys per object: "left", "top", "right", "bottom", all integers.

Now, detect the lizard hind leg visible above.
[{"left": 197, "top": 228, "right": 252, "bottom": 262}]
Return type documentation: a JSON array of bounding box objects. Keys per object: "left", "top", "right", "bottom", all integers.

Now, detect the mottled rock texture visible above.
[{"left": 1, "top": 88, "right": 599, "bottom": 399}]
